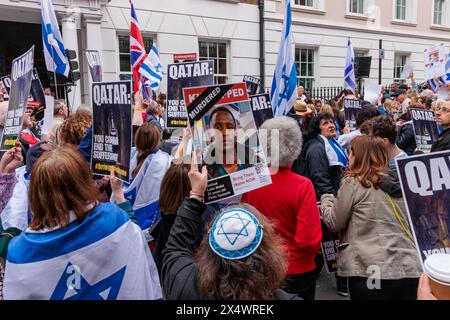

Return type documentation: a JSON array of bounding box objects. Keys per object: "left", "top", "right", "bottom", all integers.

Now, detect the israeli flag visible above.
[
  {"left": 112, "top": 148, "right": 172, "bottom": 230},
  {"left": 445, "top": 53, "right": 450, "bottom": 84},
  {"left": 270, "top": 0, "right": 298, "bottom": 117},
  {"left": 344, "top": 39, "right": 356, "bottom": 94},
  {"left": 139, "top": 44, "right": 163, "bottom": 91},
  {"left": 3, "top": 202, "right": 162, "bottom": 300},
  {"left": 41, "top": 0, "right": 70, "bottom": 77},
  {"left": 0, "top": 166, "right": 31, "bottom": 231}
]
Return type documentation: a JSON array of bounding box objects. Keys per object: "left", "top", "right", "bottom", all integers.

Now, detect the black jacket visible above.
[
  {"left": 431, "top": 128, "right": 450, "bottom": 153},
  {"left": 379, "top": 163, "right": 403, "bottom": 198},
  {"left": 292, "top": 137, "right": 343, "bottom": 201},
  {"left": 161, "top": 198, "right": 301, "bottom": 300},
  {"left": 396, "top": 122, "right": 416, "bottom": 156}
]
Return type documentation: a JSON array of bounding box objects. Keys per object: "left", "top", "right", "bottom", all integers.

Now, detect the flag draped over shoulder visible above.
[
  {"left": 0, "top": 166, "right": 30, "bottom": 232},
  {"left": 112, "top": 149, "right": 172, "bottom": 230},
  {"left": 130, "top": 0, "right": 147, "bottom": 94},
  {"left": 3, "top": 203, "right": 162, "bottom": 300},
  {"left": 41, "top": 0, "right": 69, "bottom": 77},
  {"left": 270, "top": 0, "right": 298, "bottom": 117},
  {"left": 344, "top": 39, "right": 356, "bottom": 94},
  {"left": 140, "top": 44, "right": 163, "bottom": 95}
]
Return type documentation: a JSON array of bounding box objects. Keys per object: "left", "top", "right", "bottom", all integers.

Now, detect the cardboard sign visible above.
[
  {"left": 91, "top": 81, "right": 132, "bottom": 182},
  {"left": 86, "top": 50, "right": 103, "bottom": 82},
  {"left": 396, "top": 151, "right": 450, "bottom": 265},
  {"left": 410, "top": 108, "right": 440, "bottom": 151},
  {"left": 424, "top": 45, "right": 446, "bottom": 81},
  {"left": 183, "top": 83, "right": 272, "bottom": 204},
  {"left": 343, "top": 99, "right": 362, "bottom": 132},
  {"left": 320, "top": 221, "right": 340, "bottom": 274},
  {"left": 166, "top": 60, "right": 214, "bottom": 128},
  {"left": 0, "top": 46, "right": 34, "bottom": 150}
]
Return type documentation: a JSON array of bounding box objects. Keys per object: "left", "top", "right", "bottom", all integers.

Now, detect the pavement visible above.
[{"left": 315, "top": 269, "right": 350, "bottom": 300}]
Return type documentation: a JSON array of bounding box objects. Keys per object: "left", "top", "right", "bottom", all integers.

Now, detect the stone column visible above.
[
  {"left": 83, "top": 13, "right": 103, "bottom": 106},
  {"left": 61, "top": 13, "right": 82, "bottom": 112}
]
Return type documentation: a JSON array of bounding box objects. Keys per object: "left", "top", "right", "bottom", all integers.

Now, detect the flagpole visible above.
[{"left": 50, "top": 45, "right": 60, "bottom": 100}]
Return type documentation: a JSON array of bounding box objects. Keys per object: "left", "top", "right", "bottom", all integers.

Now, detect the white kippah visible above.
[{"left": 209, "top": 208, "right": 263, "bottom": 260}]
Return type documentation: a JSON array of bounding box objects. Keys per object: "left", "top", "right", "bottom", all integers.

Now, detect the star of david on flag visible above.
[{"left": 270, "top": 0, "right": 298, "bottom": 117}]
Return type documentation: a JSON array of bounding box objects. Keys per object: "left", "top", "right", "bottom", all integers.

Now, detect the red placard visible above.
[
  {"left": 173, "top": 53, "right": 197, "bottom": 63},
  {"left": 183, "top": 82, "right": 249, "bottom": 108}
]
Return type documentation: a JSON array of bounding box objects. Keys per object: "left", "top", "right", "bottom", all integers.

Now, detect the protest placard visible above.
[
  {"left": 396, "top": 151, "right": 450, "bottom": 265},
  {"left": 320, "top": 221, "right": 340, "bottom": 274},
  {"left": 400, "top": 64, "right": 414, "bottom": 80},
  {"left": 410, "top": 108, "right": 440, "bottom": 151},
  {"left": 243, "top": 75, "right": 261, "bottom": 96},
  {"left": 183, "top": 82, "right": 272, "bottom": 204},
  {"left": 343, "top": 98, "right": 362, "bottom": 132},
  {"left": 0, "top": 46, "right": 34, "bottom": 150},
  {"left": 166, "top": 60, "right": 214, "bottom": 128},
  {"left": 1, "top": 68, "right": 45, "bottom": 113},
  {"left": 249, "top": 93, "right": 274, "bottom": 129},
  {"left": 91, "top": 81, "right": 132, "bottom": 182},
  {"left": 424, "top": 45, "right": 446, "bottom": 81},
  {"left": 86, "top": 50, "right": 103, "bottom": 82},
  {"left": 41, "top": 95, "right": 55, "bottom": 136},
  {"left": 364, "top": 83, "right": 381, "bottom": 105}
]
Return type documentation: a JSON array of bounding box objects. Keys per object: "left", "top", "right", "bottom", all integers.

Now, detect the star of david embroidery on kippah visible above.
[{"left": 217, "top": 213, "right": 251, "bottom": 246}]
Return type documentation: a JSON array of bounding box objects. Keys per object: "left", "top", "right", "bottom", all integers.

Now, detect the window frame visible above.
[
  {"left": 198, "top": 40, "right": 229, "bottom": 85},
  {"left": 393, "top": 53, "right": 409, "bottom": 82},
  {"left": 117, "top": 34, "right": 154, "bottom": 81},
  {"left": 432, "top": 0, "right": 446, "bottom": 26},
  {"left": 295, "top": 47, "right": 316, "bottom": 92},
  {"left": 348, "top": 0, "right": 365, "bottom": 15}
]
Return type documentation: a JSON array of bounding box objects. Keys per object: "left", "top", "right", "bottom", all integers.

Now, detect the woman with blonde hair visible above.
[
  {"left": 319, "top": 104, "right": 334, "bottom": 117},
  {"left": 320, "top": 135, "right": 421, "bottom": 300}
]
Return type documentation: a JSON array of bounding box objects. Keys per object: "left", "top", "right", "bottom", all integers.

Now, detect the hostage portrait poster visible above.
[
  {"left": 91, "top": 81, "right": 132, "bottom": 182},
  {"left": 183, "top": 82, "right": 272, "bottom": 204},
  {"left": 166, "top": 60, "right": 214, "bottom": 128},
  {"left": 397, "top": 151, "right": 450, "bottom": 264}
]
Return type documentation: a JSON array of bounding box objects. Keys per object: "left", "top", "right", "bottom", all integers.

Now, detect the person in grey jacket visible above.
[{"left": 320, "top": 135, "right": 422, "bottom": 300}]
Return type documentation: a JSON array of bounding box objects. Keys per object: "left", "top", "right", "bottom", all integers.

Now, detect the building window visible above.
[
  {"left": 394, "top": 53, "right": 408, "bottom": 81},
  {"left": 295, "top": 48, "right": 315, "bottom": 91},
  {"left": 295, "top": 0, "right": 315, "bottom": 7},
  {"left": 395, "top": 0, "right": 407, "bottom": 20},
  {"left": 433, "top": 0, "right": 445, "bottom": 25},
  {"left": 118, "top": 35, "right": 153, "bottom": 80},
  {"left": 349, "top": 0, "right": 365, "bottom": 14},
  {"left": 199, "top": 41, "right": 227, "bottom": 84}
]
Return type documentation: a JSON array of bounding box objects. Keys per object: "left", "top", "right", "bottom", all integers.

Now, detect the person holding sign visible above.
[
  {"left": 320, "top": 136, "right": 421, "bottom": 300},
  {"left": 431, "top": 100, "right": 450, "bottom": 152}
]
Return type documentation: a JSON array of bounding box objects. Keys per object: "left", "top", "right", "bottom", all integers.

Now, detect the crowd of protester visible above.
[{"left": 0, "top": 79, "right": 449, "bottom": 301}]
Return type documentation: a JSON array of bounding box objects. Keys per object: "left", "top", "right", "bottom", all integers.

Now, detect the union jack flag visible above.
[{"left": 130, "top": 0, "right": 146, "bottom": 94}]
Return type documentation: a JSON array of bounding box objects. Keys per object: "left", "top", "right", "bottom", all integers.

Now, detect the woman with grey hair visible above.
[
  {"left": 241, "top": 116, "right": 322, "bottom": 300},
  {"left": 146, "top": 100, "right": 164, "bottom": 132}
]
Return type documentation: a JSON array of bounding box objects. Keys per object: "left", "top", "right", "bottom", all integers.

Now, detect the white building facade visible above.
[{"left": 0, "top": 0, "right": 449, "bottom": 107}]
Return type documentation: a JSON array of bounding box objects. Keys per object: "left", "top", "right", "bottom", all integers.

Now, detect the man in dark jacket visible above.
[
  {"left": 396, "top": 111, "right": 416, "bottom": 155},
  {"left": 431, "top": 100, "right": 450, "bottom": 152}
]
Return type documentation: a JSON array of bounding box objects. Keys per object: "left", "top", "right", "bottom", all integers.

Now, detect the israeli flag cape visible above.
[
  {"left": 344, "top": 39, "right": 356, "bottom": 94},
  {"left": 3, "top": 202, "right": 162, "bottom": 300},
  {"left": 320, "top": 135, "right": 349, "bottom": 168},
  {"left": 0, "top": 166, "right": 31, "bottom": 231},
  {"left": 270, "top": 0, "right": 298, "bottom": 117},
  {"left": 41, "top": 0, "right": 70, "bottom": 77},
  {"left": 112, "top": 148, "right": 172, "bottom": 230}
]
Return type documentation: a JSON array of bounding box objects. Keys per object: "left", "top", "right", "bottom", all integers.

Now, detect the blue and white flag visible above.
[
  {"left": 270, "top": 0, "right": 298, "bottom": 117},
  {"left": 112, "top": 149, "right": 172, "bottom": 230},
  {"left": 321, "top": 136, "right": 349, "bottom": 168},
  {"left": 344, "top": 39, "right": 356, "bottom": 94},
  {"left": 139, "top": 44, "right": 163, "bottom": 92},
  {"left": 41, "top": 0, "right": 70, "bottom": 77},
  {"left": 445, "top": 53, "right": 450, "bottom": 84},
  {"left": 0, "top": 166, "right": 31, "bottom": 231},
  {"left": 3, "top": 202, "right": 162, "bottom": 300}
]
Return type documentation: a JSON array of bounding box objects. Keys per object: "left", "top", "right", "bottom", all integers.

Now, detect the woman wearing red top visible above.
[{"left": 241, "top": 116, "right": 322, "bottom": 300}]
